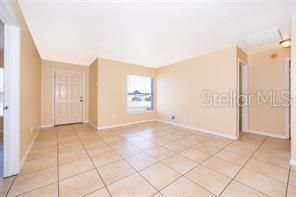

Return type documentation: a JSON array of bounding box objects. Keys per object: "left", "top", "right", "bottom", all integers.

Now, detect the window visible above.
[{"left": 127, "top": 75, "right": 153, "bottom": 113}]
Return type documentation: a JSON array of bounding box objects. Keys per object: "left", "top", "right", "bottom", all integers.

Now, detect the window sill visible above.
[{"left": 128, "top": 110, "right": 154, "bottom": 115}]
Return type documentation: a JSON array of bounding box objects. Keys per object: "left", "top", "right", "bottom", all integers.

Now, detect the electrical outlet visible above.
[
  {"left": 171, "top": 115, "right": 175, "bottom": 120},
  {"left": 189, "top": 116, "right": 193, "bottom": 121},
  {"left": 112, "top": 115, "right": 116, "bottom": 119}
]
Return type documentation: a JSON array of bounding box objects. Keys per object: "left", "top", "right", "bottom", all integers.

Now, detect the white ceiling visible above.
[{"left": 18, "top": 0, "right": 293, "bottom": 68}]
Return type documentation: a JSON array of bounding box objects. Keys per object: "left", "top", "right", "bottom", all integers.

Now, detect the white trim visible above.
[
  {"left": 238, "top": 59, "right": 249, "bottom": 133},
  {"left": 156, "top": 119, "right": 238, "bottom": 140},
  {"left": 40, "top": 124, "right": 54, "bottom": 128},
  {"left": 20, "top": 128, "right": 40, "bottom": 170},
  {"left": 128, "top": 110, "right": 154, "bottom": 115},
  {"left": 290, "top": 159, "right": 296, "bottom": 166},
  {"left": 97, "top": 119, "right": 157, "bottom": 130},
  {"left": 284, "top": 58, "right": 291, "bottom": 139},
  {"left": 3, "top": 25, "right": 21, "bottom": 177},
  {"left": 53, "top": 70, "right": 86, "bottom": 126},
  {"left": 245, "top": 130, "right": 287, "bottom": 139}
]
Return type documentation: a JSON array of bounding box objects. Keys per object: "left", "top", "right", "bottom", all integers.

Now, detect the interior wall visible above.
[
  {"left": 156, "top": 46, "right": 238, "bottom": 139},
  {"left": 9, "top": 0, "right": 42, "bottom": 158},
  {"left": 41, "top": 60, "right": 89, "bottom": 126},
  {"left": 0, "top": 52, "right": 3, "bottom": 67},
  {"left": 290, "top": 18, "right": 295, "bottom": 164},
  {"left": 89, "top": 58, "right": 98, "bottom": 127},
  {"left": 0, "top": 51, "right": 3, "bottom": 131},
  {"left": 248, "top": 48, "right": 290, "bottom": 137},
  {"left": 97, "top": 58, "right": 157, "bottom": 127}
]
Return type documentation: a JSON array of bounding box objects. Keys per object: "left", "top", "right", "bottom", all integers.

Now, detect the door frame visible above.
[
  {"left": 53, "top": 70, "right": 86, "bottom": 126},
  {"left": 238, "top": 59, "right": 249, "bottom": 133},
  {"left": 0, "top": 1, "right": 21, "bottom": 177},
  {"left": 284, "top": 58, "right": 291, "bottom": 139}
]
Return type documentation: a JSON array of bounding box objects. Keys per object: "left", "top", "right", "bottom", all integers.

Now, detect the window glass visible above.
[{"left": 127, "top": 75, "right": 153, "bottom": 113}]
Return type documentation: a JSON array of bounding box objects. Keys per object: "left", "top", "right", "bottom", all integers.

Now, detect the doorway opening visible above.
[
  {"left": 285, "top": 58, "right": 291, "bottom": 139},
  {"left": 54, "top": 70, "right": 84, "bottom": 126},
  {"left": 239, "top": 60, "right": 249, "bottom": 137}
]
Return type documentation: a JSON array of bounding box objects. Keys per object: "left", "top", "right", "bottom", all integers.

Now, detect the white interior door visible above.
[
  {"left": 3, "top": 25, "right": 20, "bottom": 177},
  {"left": 54, "top": 71, "right": 83, "bottom": 125},
  {"left": 240, "top": 62, "right": 248, "bottom": 132}
]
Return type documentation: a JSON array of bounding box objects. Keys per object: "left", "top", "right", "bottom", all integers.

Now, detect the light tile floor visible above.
[{"left": 2, "top": 121, "right": 296, "bottom": 196}]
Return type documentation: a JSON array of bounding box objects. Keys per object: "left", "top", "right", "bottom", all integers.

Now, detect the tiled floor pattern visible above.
[{"left": 1, "top": 121, "right": 296, "bottom": 196}]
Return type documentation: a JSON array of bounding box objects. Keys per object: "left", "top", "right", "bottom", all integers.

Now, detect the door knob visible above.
[{"left": 3, "top": 106, "right": 8, "bottom": 110}]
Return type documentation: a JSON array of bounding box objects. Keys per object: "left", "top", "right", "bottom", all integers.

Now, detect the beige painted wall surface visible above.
[
  {"left": 41, "top": 60, "right": 89, "bottom": 126},
  {"left": 98, "top": 58, "right": 156, "bottom": 127},
  {"left": 0, "top": 52, "right": 3, "bottom": 67},
  {"left": 10, "top": 1, "right": 42, "bottom": 158},
  {"left": 248, "top": 48, "right": 290, "bottom": 136},
  {"left": 291, "top": 19, "right": 296, "bottom": 163},
  {"left": 89, "top": 59, "right": 98, "bottom": 127},
  {"left": 0, "top": 52, "right": 3, "bottom": 130},
  {"left": 156, "top": 46, "right": 238, "bottom": 138}
]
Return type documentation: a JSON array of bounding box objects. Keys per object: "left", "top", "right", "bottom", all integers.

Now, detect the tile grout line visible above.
[
  {"left": 285, "top": 166, "right": 291, "bottom": 196},
  {"left": 94, "top": 124, "right": 248, "bottom": 196},
  {"left": 9, "top": 122, "right": 289, "bottom": 197},
  {"left": 4, "top": 175, "right": 16, "bottom": 197},
  {"left": 56, "top": 127, "right": 60, "bottom": 197},
  {"left": 153, "top": 133, "right": 242, "bottom": 196},
  {"left": 156, "top": 134, "right": 269, "bottom": 196},
  {"left": 72, "top": 125, "right": 113, "bottom": 197},
  {"left": 242, "top": 157, "right": 291, "bottom": 184},
  {"left": 96, "top": 128, "right": 164, "bottom": 196},
  {"left": 75, "top": 123, "right": 290, "bottom": 196},
  {"left": 5, "top": 128, "right": 59, "bottom": 197},
  {"left": 116, "top": 126, "right": 228, "bottom": 196},
  {"left": 217, "top": 136, "right": 268, "bottom": 197},
  {"left": 98, "top": 124, "right": 211, "bottom": 195}
]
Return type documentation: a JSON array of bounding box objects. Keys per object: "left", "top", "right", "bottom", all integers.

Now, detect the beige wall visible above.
[
  {"left": 97, "top": 58, "right": 156, "bottom": 127},
  {"left": 41, "top": 60, "right": 89, "bottom": 126},
  {"left": 89, "top": 59, "right": 98, "bottom": 127},
  {"left": 290, "top": 18, "right": 296, "bottom": 163},
  {"left": 10, "top": 1, "right": 42, "bottom": 158},
  {"left": 0, "top": 52, "right": 3, "bottom": 130},
  {"left": 248, "top": 48, "right": 290, "bottom": 137},
  {"left": 0, "top": 52, "right": 3, "bottom": 67},
  {"left": 156, "top": 46, "right": 238, "bottom": 139}
]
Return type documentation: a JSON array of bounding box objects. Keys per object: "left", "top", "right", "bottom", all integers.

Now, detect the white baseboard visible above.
[
  {"left": 245, "top": 130, "right": 287, "bottom": 139},
  {"left": 20, "top": 128, "right": 40, "bottom": 170},
  {"left": 290, "top": 159, "right": 296, "bottom": 166},
  {"left": 40, "top": 124, "right": 54, "bottom": 128},
  {"left": 156, "top": 119, "right": 237, "bottom": 140},
  {"left": 97, "top": 119, "right": 157, "bottom": 130}
]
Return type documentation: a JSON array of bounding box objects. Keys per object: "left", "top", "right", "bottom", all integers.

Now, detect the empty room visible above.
[{"left": 1, "top": 0, "right": 296, "bottom": 196}]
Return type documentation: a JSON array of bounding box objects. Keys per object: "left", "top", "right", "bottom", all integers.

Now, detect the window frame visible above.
[{"left": 127, "top": 74, "right": 154, "bottom": 114}]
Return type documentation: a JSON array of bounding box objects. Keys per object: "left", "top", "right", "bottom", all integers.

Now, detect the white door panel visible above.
[{"left": 55, "top": 71, "right": 83, "bottom": 125}]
